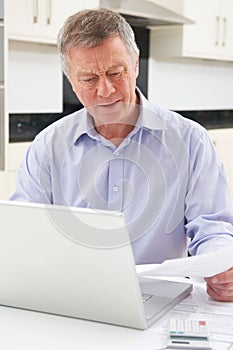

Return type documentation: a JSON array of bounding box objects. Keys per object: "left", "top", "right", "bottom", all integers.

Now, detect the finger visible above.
[
  {"left": 205, "top": 267, "right": 233, "bottom": 284},
  {"left": 207, "top": 281, "right": 233, "bottom": 291},
  {"left": 206, "top": 283, "right": 233, "bottom": 302}
]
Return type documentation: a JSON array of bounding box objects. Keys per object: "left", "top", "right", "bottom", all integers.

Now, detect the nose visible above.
[{"left": 96, "top": 76, "right": 116, "bottom": 98}]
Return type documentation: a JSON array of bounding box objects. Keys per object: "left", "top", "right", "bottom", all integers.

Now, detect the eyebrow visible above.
[{"left": 76, "top": 63, "right": 126, "bottom": 76}]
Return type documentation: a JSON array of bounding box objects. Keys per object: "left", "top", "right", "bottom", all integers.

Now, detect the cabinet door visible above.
[
  {"left": 7, "top": 0, "right": 100, "bottom": 43},
  {"left": 0, "top": 0, "right": 3, "bottom": 20},
  {"left": 182, "top": 0, "right": 220, "bottom": 59},
  {"left": 218, "top": 0, "right": 233, "bottom": 59},
  {"left": 0, "top": 171, "right": 10, "bottom": 199},
  {"left": 7, "top": 0, "right": 42, "bottom": 41},
  {"left": 183, "top": 0, "right": 233, "bottom": 60},
  {"left": 39, "top": 0, "right": 99, "bottom": 42},
  {"left": 152, "top": 0, "right": 233, "bottom": 62},
  {"left": 0, "top": 26, "right": 3, "bottom": 84},
  {"left": 7, "top": 0, "right": 59, "bottom": 43},
  {"left": 0, "top": 89, "right": 4, "bottom": 171}
]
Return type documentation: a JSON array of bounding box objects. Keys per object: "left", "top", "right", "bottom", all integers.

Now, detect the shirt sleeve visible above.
[
  {"left": 10, "top": 134, "right": 52, "bottom": 204},
  {"left": 185, "top": 128, "right": 233, "bottom": 255}
]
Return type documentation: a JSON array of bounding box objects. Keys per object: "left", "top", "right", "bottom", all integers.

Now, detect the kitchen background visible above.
[{"left": 0, "top": 0, "right": 233, "bottom": 199}]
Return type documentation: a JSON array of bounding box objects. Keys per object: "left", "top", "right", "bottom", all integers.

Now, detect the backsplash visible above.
[
  {"left": 9, "top": 109, "right": 233, "bottom": 143},
  {"left": 176, "top": 110, "right": 233, "bottom": 130}
]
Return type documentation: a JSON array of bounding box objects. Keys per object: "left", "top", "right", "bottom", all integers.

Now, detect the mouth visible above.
[{"left": 97, "top": 100, "right": 121, "bottom": 108}]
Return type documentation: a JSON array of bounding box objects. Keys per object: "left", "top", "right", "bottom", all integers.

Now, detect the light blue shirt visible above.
[{"left": 11, "top": 90, "right": 233, "bottom": 264}]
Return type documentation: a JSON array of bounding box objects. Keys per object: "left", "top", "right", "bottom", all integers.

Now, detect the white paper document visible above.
[
  {"left": 138, "top": 247, "right": 233, "bottom": 278},
  {"left": 162, "top": 283, "right": 233, "bottom": 350}
]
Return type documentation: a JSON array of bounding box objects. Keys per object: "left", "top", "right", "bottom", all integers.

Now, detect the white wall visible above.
[{"left": 148, "top": 53, "right": 233, "bottom": 111}]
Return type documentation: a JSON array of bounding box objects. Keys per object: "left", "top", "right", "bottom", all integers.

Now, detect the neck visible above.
[{"left": 96, "top": 123, "right": 136, "bottom": 147}]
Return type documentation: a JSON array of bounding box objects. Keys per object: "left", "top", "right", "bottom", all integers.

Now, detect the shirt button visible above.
[
  {"left": 113, "top": 186, "right": 119, "bottom": 192},
  {"left": 114, "top": 150, "right": 119, "bottom": 156}
]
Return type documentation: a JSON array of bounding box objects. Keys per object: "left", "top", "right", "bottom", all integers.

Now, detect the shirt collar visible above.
[
  {"left": 73, "top": 108, "right": 95, "bottom": 144},
  {"left": 73, "top": 88, "right": 166, "bottom": 144},
  {"left": 136, "top": 88, "right": 166, "bottom": 131}
]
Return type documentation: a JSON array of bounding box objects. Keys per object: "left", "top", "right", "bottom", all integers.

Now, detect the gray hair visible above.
[{"left": 57, "top": 8, "right": 139, "bottom": 77}]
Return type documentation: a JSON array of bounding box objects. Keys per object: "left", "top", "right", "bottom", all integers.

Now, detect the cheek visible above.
[
  {"left": 72, "top": 85, "right": 96, "bottom": 108},
  {"left": 124, "top": 69, "right": 137, "bottom": 85},
  {"left": 121, "top": 73, "right": 137, "bottom": 94}
]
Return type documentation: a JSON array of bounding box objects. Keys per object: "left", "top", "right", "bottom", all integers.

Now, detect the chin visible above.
[{"left": 88, "top": 102, "right": 137, "bottom": 126}]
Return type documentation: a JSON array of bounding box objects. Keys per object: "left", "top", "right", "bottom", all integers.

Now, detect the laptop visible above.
[{"left": 0, "top": 200, "right": 192, "bottom": 330}]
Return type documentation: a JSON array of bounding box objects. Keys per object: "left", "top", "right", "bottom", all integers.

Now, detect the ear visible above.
[
  {"left": 135, "top": 54, "right": 139, "bottom": 78},
  {"left": 66, "top": 75, "right": 74, "bottom": 91}
]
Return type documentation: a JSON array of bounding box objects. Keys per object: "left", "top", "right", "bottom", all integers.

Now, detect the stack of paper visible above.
[{"left": 137, "top": 247, "right": 233, "bottom": 278}]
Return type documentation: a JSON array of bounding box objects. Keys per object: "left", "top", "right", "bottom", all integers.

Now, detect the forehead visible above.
[{"left": 67, "top": 36, "right": 133, "bottom": 73}]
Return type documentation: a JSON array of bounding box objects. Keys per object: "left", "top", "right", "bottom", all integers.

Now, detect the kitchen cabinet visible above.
[
  {"left": 151, "top": 0, "right": 233, "bottom": 62},
  {"left": 0, "top": 89, "right": 4, "bottom": 172},
  {"left": 0, "top": 0, "right": 5, "bottom": 172},
  {"left": 0, "top": 172, "right": 10, "bottom": 198},
  {"left": 0, "top": 0, "right": 3, "bottom": 20},
  {"left": 208, "top": 128, "right": 233, "bottom": 198},
  {"left": 6, "top": 142, "right": 31, "bottom": 198},
  {"left": 6, "top": 0, "right": 99, "bottom": 44},
  {"left": 0, "top": 28, "right": 3, "bottom": 83}
]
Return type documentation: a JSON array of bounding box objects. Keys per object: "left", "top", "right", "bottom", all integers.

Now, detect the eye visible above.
[
  {"left": 83, "top": 77, "right": 95, "bottom": 82},
  {"left": 79, "top": 75, "right": 98, "bottom": 87},
  {"left": 111, "top": 72, "right": 122, "bottom": 79},
  {"left": 108, "top": 68, "right": 124, "bottom": 81}
]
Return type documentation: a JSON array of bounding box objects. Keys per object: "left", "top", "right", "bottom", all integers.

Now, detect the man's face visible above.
[{"left": 67, "top": 35, "right": 139, "bottom": 127}]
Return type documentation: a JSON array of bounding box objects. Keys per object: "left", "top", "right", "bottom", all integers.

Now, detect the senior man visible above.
[{"left": 11, "top": 8, "right": 233, "bottom": 301}]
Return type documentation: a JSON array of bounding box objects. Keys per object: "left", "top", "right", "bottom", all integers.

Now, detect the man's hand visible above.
[{"left": 204, "top": 267, "right": 233, "bottom": 301}]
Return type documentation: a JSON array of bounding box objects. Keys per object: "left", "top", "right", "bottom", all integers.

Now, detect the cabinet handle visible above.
[
  {"left": 215, "top": 16, "right": 220, "bottom": 46},
  {"left": 46, "top": 0, "right": 52, "bottom": 25},
  {"left": 33, "top": 0, "right": 38, "bottom": 24},
  {"left": 222, "top": 17, "right": 227, "bottom": 47}
]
